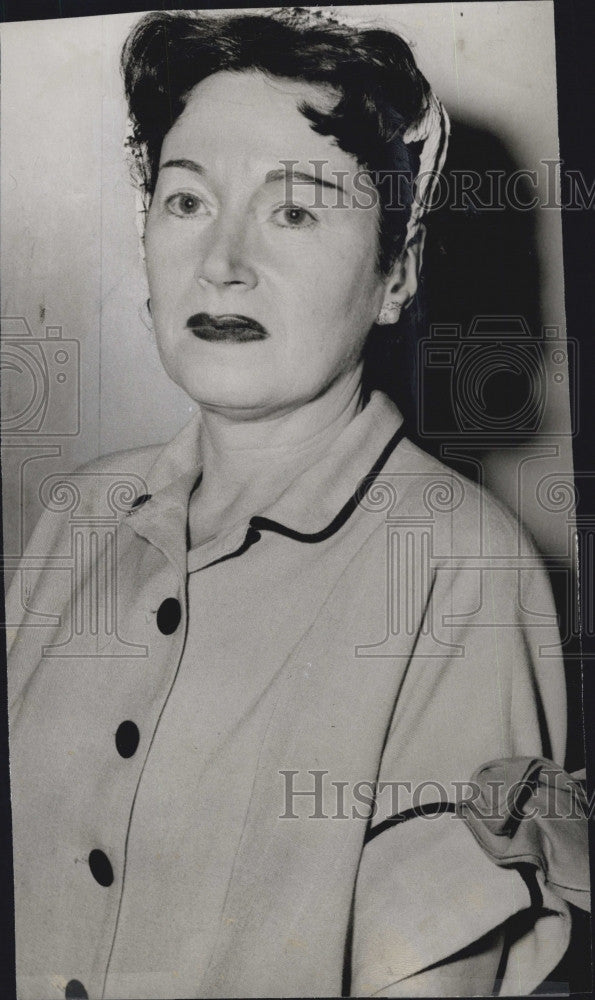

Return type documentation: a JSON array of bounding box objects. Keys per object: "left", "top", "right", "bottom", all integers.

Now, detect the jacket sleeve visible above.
[{"left": 350, "top": 533, "right": 573, "bottom": 996}]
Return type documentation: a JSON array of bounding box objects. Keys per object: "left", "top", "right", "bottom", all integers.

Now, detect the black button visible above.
[
  {"left": 130, "top": 493, "right": 151, "bottom": 509},
  {"left": 88, "top": 849, "right": 114, "bottom": 887},
  {"left": 156, "top": 597, "right": 182, "bottom": 635},
  {"left": 65, "top": 979, "right": 88, "bottom": 999},
  {"left": 115, "top": 720, "right": 140, "bottom": 758}
]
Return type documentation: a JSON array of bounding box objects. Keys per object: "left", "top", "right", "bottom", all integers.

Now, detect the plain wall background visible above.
[{"left": 1, "top": 2, "right": 575, "bottom": 570}]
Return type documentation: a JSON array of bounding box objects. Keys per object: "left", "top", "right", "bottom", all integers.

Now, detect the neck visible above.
[{"left": 189, "top": 368, "right": 365, "bottom": 542}]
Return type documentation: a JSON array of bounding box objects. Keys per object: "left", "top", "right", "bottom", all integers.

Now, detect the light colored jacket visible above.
[{"left": 7, "top": 392, "right": 572, "bottom": 999}]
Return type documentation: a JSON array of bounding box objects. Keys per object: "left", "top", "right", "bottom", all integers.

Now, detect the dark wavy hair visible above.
[{"left": 121, "top": 8, "right": 432, "bottom": 276}]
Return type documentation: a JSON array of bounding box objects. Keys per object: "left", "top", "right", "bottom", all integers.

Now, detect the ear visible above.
[{"left": 376, "top": 225, "right": 426, "bottom": 326}]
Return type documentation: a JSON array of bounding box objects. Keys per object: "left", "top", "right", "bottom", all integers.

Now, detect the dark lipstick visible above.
[{"left": 186, "top": 313, "right": 268, "bottom": 343}]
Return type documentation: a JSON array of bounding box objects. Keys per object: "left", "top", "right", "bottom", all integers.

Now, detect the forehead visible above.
[{"left": 160, "top": 70, "right": 354, "bottom": 176}]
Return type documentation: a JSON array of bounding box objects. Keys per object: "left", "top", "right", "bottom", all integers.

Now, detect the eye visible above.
[
  {"left": 273, "top": 205, "right": 317, "bottom": 229},
  {"left": 165, "top": 192, "right": 209, "bottom": 218}
]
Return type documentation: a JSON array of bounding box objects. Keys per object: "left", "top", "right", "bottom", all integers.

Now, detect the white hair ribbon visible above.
[{"left": 273, "top": 6, "right": 451, "bottom": 249}]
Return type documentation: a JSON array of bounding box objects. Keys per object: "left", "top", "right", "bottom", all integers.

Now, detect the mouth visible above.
[{"left": 186, "top": 313, "right": 268, "bottom": 343}]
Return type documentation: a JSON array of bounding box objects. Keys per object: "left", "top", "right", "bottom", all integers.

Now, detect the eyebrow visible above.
[
  {"left": 160, "top": 159, "right": 345, "bottom": 193},
  {"left": 265, "top": 168, "right": 345, "bottom": 194},
  {"left": 161, "top": 158, "right": 205, "bottom": 176}
]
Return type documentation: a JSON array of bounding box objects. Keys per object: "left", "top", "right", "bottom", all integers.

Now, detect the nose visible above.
[{"left": 196, "top": 212, "right": 258, "bottom": 290}]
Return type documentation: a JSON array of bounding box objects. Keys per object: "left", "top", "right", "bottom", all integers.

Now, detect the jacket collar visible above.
[
  {"left": 125, "top": 390, "right": 405, "bottom": 573},
  {"left": 250, "top": 392, "right": 405, "bottom": 540}
]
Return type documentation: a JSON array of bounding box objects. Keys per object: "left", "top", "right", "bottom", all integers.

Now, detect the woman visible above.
[{"left": 6, "top": 8, "right": 588, "bottom": 999}]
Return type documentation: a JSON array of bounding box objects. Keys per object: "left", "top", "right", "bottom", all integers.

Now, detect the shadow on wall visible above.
[
  {"left": 365, "top": 118, "right": 543, "bottom": 455},
  {"left": 368, "top": 118, "right": 589, "bottom": 995}
]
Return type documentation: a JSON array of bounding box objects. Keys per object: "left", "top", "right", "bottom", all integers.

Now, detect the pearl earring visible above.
[{"left": 377, "top": 302, "right": 402, "bottom": 325}]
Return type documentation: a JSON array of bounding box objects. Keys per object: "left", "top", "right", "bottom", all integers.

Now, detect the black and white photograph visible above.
[{"left": 1, "top": 2, "right": 592, "bottom": 998}]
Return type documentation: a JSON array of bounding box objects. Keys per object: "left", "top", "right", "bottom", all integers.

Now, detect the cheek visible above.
[
  {"left": 310, "top": 249, "right": 383, "bottom": 333},
  {"left": 284, "top": 281, "right": 378, "bottom": 377},
  {"left": 144, "top": 215, "right": 190, "bottom": 294}
]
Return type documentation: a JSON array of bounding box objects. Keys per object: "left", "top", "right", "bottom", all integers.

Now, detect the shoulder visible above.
[
  {"left": 21, "top": 442, "right": 167, "bottom": 557},
  {"left": 6, "top": 440, "right": 169, "bottom": 638},
  {"left": 379, "top": 435, "right": 534, "bottom": 559},
  {"left": 74, "top": 442, "right": 165, "bottom": 478},
  {"left": 50, "top": 443, "right": 167, "bottom": 518}
]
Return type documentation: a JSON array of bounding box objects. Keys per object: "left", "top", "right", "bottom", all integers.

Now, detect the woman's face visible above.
[{"left": 144, "top": 70, "right": 391, "bottom": 416}]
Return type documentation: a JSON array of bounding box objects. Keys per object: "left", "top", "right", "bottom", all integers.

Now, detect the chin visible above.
[{"left": 176, "top": 376, "right": 284, "bottom": 414}]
